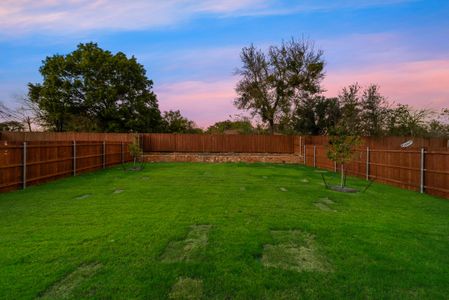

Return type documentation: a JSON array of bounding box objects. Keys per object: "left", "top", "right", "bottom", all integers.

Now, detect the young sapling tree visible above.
[{"left": 327, "top": 126, "right": 361, "bottom": 188}]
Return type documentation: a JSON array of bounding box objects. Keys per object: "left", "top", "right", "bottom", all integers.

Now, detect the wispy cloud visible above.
[
  {"left": 0, "top": 0, "right": 265, "bottom": 35},
  {"left": 0, "top": 0, "right": 415, "bottom": 36},
  {"left": 323, "top": 59, "right": 449, "bottom": 109}
]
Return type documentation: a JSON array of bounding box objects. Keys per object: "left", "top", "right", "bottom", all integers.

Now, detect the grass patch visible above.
[
  {"left": 1, "top": 163, "right": 449, "bottom": 298},
  {"left": 262, "top": 230, "right": 332, "bottom": 272},
  {"left": 160, "top": 225, "right": 212, "bottom": 262},
  {"left": 38, "top": 263, "right": 102, "bottom": 299},
  {"left": 113, "top": 189, "right": 124, "bottom": 194},
  {"left": 169, "top": 277, "right": 203, "bottom": 300}
]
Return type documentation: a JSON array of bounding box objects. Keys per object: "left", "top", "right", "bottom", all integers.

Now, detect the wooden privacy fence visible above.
[
  {"left": 0, "top": 140, "right": 132, "bottom": 193},
  {"left": 142, "top": 133, "right": 300, "bottom": 153},
  {"left": 303, "top": 144, "right": 449, "bottom": 199}
]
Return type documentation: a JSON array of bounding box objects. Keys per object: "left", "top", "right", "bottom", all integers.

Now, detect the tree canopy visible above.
[
  {"left": 28, "top": 43, "right": 162, "bottom": 132},
  {"left": 234, "top": 38, "right": 325, "bottom": 134},
  {"left": 161, "top": 110, "right": 202, "bottom": 133}
]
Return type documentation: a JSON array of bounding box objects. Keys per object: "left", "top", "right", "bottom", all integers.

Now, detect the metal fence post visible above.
[
  {"left": 22, "top": 142, "right": 27, "bottom": 189},
  {"left": 73, "top": 140, "right": 77, "bottom": 176},
  {"left": 102, "top": 141, "right": 106, "bottom": 169},
  {"left": 420, "top": 148, "right": 425, "bottom": 193},
  {"left": 313, "top": 145, "right": 316, "bottom": 168},
  {"left": 366, "top": 147, "right": 370, "bottom": 180}
]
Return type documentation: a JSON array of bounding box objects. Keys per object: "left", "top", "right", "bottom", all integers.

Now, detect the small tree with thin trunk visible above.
[
  {"left": 327, "top": 126, "right": 361, "bottom": 188},
  {"left": 128, "top": 136, "right": 142, "bottom": 167}
]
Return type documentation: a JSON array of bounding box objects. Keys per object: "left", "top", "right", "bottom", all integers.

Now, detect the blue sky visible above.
[{"left": 1, "top": 0, "right": 448, "bottom": 127}]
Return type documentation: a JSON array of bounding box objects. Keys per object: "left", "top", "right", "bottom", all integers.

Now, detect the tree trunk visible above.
[
  {"left": 269, "top": 120, "right": 275, "bottom": 134},
  {"left": 340, "top": 164, "right": 345, "bottom": 188}
]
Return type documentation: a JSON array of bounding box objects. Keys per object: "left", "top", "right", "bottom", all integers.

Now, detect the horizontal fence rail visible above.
[
  {"left": 142, "top": 133, "right": 300, "bottom": 154},
  {"left": 0, "top": 140, "right": 132, "bottom": 193}
]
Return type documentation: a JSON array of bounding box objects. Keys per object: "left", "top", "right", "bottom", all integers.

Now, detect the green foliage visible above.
[
  {"left": 327, "top": 125, "right": 361, "bottom": 187},
  {"left": 206, "top": 117, "right": 254, "bottom": 134},
  {"left": 161, "top": 110, "right": 202, "bottom": 133},
  {"left": 327, "top": 129, "right": 361, "bottom": 166},
  {"left": 360, "top": 84, "right": 389, "bottom": 136},
  {"left": 0, "top": 121, "right": 24, "bottom": 132},
  {"left": 28, "top": 43, "right": 162, "bottom": 132},
  {"left": 338, "top": 84, "right": 363, "bottom": 134},
  {"left": 128, "top": 136, "right": 143, "bottom": 165},
  {"left": 235, "top": 38, "right": 325, "bottom": 133},
  {"left": 293, "top": 96, "right": 340, "bottom": 135},
  {"left": 385, "top": 104, "right": 432, "bottom": 137}
]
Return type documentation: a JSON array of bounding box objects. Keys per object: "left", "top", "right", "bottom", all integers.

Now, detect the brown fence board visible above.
[
  {"left": 0, "top": 140, "right": 132, "bottom": 193},
  {"left": 303, "top": 143, "right": 449, "bottom": 199},
  {"left": 1, "top": 132, "right": 449, "bottom": 199},
  {"left": 142, "top": 134, "right": 295, "bottom": 153},
  {"left": 0, "top": 132, "right": 135, "bottom": 142}
]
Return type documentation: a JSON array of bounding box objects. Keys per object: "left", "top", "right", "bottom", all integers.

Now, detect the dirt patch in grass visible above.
[
  {"left": 240, "top": 187, "right": 246, "bottom": 191},
  {"left": 262, "top": 230, "right": 331, "bottom": 273},
  {"left": 160, "top": 225, "right": 212, "bottom": 262},
  {"left": 39, "top": 262, "right": 102, "bottom": 299},
  {"left": 318, "top": 197, "right": 334, "bottom": 205},
  {"left": 113, "top": 189, "right": 124, "bottom": 194},
  {"left": 74, "top": 194, "right": 91, "bottom": 200},
  {"left": 169, "top": 277, "right": 203, "bottom": 300},
  {"left": 313, "top": 202, "right": 335, "bottom": 212},
  {"left": 314, "top": 197, "right": 336, "bottom": 212}
]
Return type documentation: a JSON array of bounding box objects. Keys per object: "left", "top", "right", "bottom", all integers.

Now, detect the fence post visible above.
[
  {"left": 313, "top": 145, "right": 316, "bottom": 168},
  {"left": 22, "top": 142, "right": 27, "bottom": 189},
  {"left": 121, "top": 142, "right": 124, "bottom": 164},
  {"left": 73, "top": 140, "right": 77, "bottom": 176},
  {"left": 103, "top": 141, "right": 106, "bottom": 169},
  {"left": 366, "top": 147, "right": 370, "bottom": 180},
  {"left": 303, "top": 145, "right": 306, "bottom": 165},
  {"left": 334, "top": 161, "right": 337, "bottom": 173},
  {"left": 420, "top": 148, "right": 425, "bottom": 193}
]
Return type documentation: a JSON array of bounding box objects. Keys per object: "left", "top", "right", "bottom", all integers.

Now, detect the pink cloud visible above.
[
  {"left": 155, "top": 59, "right": 449, "bottom": 127},
  {"left": 324, "top": 59, "right": 449, "bottom": 109},
  {"left": 155, "top": 79, "right": 241, "bottom": 128}
]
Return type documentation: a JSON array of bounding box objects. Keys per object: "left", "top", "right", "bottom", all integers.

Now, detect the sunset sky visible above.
[{"left": 1, "top": 0, "right": 448, "bottom": 127}]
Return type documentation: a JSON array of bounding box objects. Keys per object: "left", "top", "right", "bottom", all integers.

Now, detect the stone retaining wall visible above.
[{"left": 143, "top": 152, "right": 302, "bottom": 164}]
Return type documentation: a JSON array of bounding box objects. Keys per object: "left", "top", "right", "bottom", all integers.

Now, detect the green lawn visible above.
[{"left": 1, "top": 163, "right": 448, "bottom": 299}]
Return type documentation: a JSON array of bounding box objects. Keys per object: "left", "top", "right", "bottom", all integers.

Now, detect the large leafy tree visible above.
[
  {"left": 206, "top": 117, "right": 254, "bottom": 134},
  {"left": 385, "top": 104, "right": 431, "bottom": 137},
  {"left": 234, "top": 38, "right": 325, "bottom": 134},
  {"left": 28, "top": 43, "right": 162, "bottom": 132},
  {"left": 360, "top": 84, "right": 389, "bottom": 136},
  {"left": 293, "top": 96, "right": 340, "bottom": 135},
  {"left": 161, "top": 110, "right": 202, "bottom": 133},
  {"left": 338, "top": 83, "right": 363, "bottom": 134}
]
